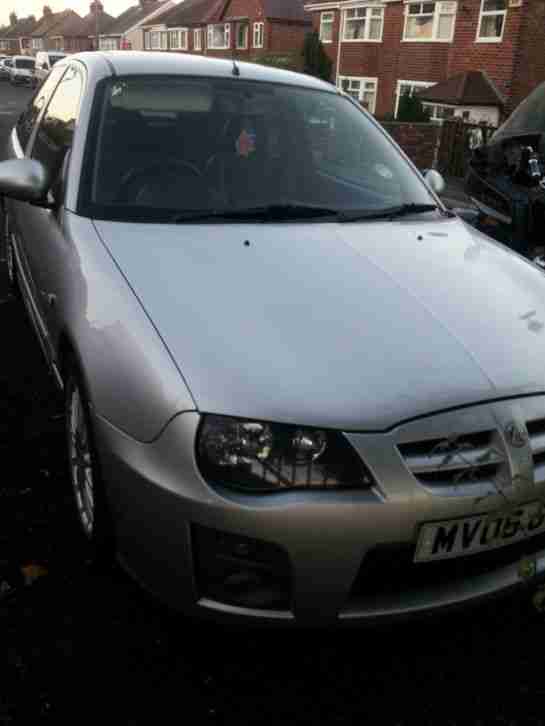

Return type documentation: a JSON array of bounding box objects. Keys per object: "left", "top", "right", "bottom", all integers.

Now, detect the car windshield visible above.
[
  {"left": 80, "top": 75, "right": 436, "bottom": 223},
  {"left": 49, "top": 55, "right": 65, "bottom": 65},
  {"left": 16, "top": 59, "right": 35, "bottom": 69}
]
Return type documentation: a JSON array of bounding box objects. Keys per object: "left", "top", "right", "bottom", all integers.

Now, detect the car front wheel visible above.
[{"left": 65, "top": 357, "right": 115, "bottom": 564}]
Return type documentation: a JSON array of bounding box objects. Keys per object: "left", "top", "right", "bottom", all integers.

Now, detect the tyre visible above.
[{"left": 65, "top": 356, "right": 115, "bottom": 564}]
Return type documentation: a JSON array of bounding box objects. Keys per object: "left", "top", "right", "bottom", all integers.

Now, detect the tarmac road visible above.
[{"left": 1, "top": 80, "right": 545, "bottom": 726}]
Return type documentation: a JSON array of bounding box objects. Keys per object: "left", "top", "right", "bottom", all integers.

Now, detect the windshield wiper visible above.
[
  {"left": 338, "top": 203, "right": 439, "bottom": 222},
  {"left": 170, "top": 204, "right": 339, "bottom": 224}
]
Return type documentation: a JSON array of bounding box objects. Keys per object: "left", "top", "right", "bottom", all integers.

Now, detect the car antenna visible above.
[{"left": 232, "top": 60, "right": 240, "bottom": 77}]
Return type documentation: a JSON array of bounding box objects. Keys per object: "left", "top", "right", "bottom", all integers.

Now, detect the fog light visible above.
[{"left": 192, "top": 525, "right": 292, "bottom": 611}]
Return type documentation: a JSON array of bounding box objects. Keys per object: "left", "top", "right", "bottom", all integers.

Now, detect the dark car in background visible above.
[{"left": 466, "top": 81, "right": 545, "bottom": 263}]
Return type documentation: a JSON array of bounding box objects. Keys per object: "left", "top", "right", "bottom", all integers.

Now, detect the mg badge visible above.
[{"left": 505, "top": 422, "right": 528, "bottom": 448}]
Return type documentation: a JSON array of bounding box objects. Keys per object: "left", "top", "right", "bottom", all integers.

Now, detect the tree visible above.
[
  {"left": 302, "top": 31, "right": 333, "bottom": 83},
  {"left": 396, "top": 90, "right": 431, "bottom": 122},
  {"left": 9, "top": 11, "right": 17, "bottom": 26}
]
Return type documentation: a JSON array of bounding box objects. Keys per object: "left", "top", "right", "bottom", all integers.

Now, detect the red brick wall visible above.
[
  {"left": 268, "top": 20, "right": 309, "bottom": 54},
  {"left": 510, "top": 0, "right": 545, "bottom": 113},
  {"left": 310, "top": 0, "right": 528, "bottom": 117},
  {"left": 381, "top": 121, "right": 440, "bottom": 170}
]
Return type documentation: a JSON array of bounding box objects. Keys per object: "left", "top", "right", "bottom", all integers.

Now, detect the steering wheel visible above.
[{"left": 115, "top": 160, "right": 202, "bottom": 203}]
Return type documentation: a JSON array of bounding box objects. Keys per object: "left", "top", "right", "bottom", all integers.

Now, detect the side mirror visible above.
[
  {"left": 0, "top": 159, "right": 50, "bottom": 204},
  {"left": 423, "top": 169, "right": 446, "bottom": 195}
]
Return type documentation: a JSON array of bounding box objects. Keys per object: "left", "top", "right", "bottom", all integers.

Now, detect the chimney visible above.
[{"left": 90, "top": 1, "right": 104, "bottom": 14}]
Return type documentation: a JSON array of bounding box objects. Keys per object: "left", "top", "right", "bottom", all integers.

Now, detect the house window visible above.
[
  {"left": 236, "top": 23, "right": 248, "bottom": 48},
  {"left": 343, "top": 7, "right": 384, "bottom": 42},
  {"left": 319, "top": 12, "right": 334, "bottom": 42},
  {"left": 150, "top": 31, "right": 161, "bottom": 49},
  {"left": 52, "top": 37, "right": 64, "bottom": 51},
  {"left": 169, "top": 29, "right": 188, "bottom": 50},
  {"left": 31, "top": 38, "right": 43, "bottom": 50},
  {"left": 403, "top": 2, "right": 456, "bottom": 42},
  {"left": 144, "top": 32, "right": 150, "bottom": 49},
  {"left": 207, "top": 23, "right": 231, "bottom": 49},
  {"left": 394, "top": 79, "right": 435, "bottom": 117},
  {"left": 477, "top": 0, "right": 507, "bottom": 41},
  {"left": 99, "top": 37, "right": 118, "bottom": 50},
  {"left": 422, "top": 102, "right": 455, "bottom": 121},
  {"left": 253, "top": 22, "right": 264, "bottom": 48},
  {"left": 161, "top": 31, "right": 168, "bottom": 49},
  {"left": 194, "top": 28, "right": 202, "bottom": 50},
  {"left": 338, "top": 76, "right": 378, "bottom": 114}
]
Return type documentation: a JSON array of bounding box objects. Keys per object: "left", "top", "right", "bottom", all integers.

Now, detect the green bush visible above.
[{"left": 302, "top": 31, "right": 333, "bottom": 82}]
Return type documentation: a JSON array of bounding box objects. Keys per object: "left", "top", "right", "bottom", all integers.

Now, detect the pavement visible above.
[{"left": 2, "top": 81, "right": 545, "bottom": 726}]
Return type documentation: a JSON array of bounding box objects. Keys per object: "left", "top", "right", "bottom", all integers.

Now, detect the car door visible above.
[
  {"left": 8, "top": 64, "right": 67, "bottom": 338},
  {"left": 13, "top": 63, "right": 84, "bottom": 363}
]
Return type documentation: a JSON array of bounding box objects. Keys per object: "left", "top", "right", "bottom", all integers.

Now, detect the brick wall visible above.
[
  {"left": 310, "top": 0, "right": 529, "bottom": 117},
  {"left": 381, "top": 122, "right": 440, "bottom": 171},
  {"left": 510, "top": 0, "right": 545, "bottom": 113}
]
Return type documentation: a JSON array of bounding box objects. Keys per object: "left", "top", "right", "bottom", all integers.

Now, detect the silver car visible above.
[{"left": 2, "top": 52, "right": 545, "bottom": 625}]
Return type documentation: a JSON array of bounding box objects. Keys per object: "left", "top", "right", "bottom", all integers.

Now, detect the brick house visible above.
[
  {"left": 28, "top": 7, "right": 91, "bottom": 53},
  {"left": 305, "top": 0, "right": 545, "bottom": 123},
  {"left": 80, "top": 2, "right": 116, "bottom": 50},
  {"left": 0, "top": 16, "right": 39, "bottom": 55},
  {"left": 97, "top": 0, "right": 175, "bottom": 51},
  {"left": 142, "top": 0, "right": 310, "bottom": 70}
]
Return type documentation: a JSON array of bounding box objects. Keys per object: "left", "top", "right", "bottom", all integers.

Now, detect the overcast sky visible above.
[{"left": 0, "top": 0, "right": 136, "bottom": 26}]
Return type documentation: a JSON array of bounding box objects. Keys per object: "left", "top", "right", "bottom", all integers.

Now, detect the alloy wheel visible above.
[{"left": 68, "top": 384, "right": 95, "bottom": 538}]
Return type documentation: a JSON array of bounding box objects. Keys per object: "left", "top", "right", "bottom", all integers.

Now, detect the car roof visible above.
[
  {"left": 70, "top": 50, "right": 337, "bottom": 93},
  {"left": 12, "top": 55, "right": 35, "bottom": 61}
]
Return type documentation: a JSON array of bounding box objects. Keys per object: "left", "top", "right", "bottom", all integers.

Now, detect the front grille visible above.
[
  {"left": 527, "top": 418, "right": 545, "bottom": 482},
  {"left": 349, "top": 531, "right": 545, "bottom": 604},
  {"left": 398, "top": 429, "right": 503, "bottom": 488}
]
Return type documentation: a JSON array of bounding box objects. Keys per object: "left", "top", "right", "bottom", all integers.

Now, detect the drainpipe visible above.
[{"left": 334, "top": 10, "right": 342, "bottom": 88}]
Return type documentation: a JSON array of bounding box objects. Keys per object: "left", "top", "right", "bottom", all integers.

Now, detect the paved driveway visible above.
[{"left": 1, "top": 82, "right": 545, "bottom": 726}]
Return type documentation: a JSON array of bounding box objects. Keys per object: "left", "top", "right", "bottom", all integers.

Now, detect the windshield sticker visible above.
[
  {"left": 375, "top": 163, "right": 393, "bottom": 180},
  {"left": 236, "top": 129, "right": 256, "bottom": 158}
]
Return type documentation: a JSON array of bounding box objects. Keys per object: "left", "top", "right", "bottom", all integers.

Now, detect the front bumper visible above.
[{"left": 92, "top": 399, "right": 545, "bottom": 626}]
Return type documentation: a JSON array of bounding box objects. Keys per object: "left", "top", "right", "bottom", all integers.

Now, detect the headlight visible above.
[{"left": 196, "top": 415, "right": 374, "bottom": 493}]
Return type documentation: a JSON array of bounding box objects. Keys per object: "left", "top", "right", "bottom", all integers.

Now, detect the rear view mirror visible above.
[
  {"left": 423, "top": 169, "right": 446, "bottom": 195},
  {"left": 0, "top": 159, "right": 50, "bottom": 204}
]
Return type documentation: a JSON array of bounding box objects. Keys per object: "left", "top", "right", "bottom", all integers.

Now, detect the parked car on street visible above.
[
  {"left": 466, "top": 80, "right": 545, "bottom": 262},
  {"left": 9, "top": 56, "right": 36, "bottom": 86},
  {"left": 32, "top": 51, "right": 67, "bottom": 87},
  {"left": 0, "top": 57, "right": 13, "bottom": 81},
  {"left": 2, "top": 51, "right": 545, "bottom": 626}
]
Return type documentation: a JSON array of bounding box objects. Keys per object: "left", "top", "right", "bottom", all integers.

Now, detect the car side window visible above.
[
  {"left": 31, "top": 65, "right": 84, "bottom": 200},
  {"left": 15, "top": 65, "right": 66, "bottom": 155}
]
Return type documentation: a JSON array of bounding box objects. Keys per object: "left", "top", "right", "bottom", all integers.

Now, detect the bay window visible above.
[
  {"left": 338, "top": 76, "right": 378, "bottom": 114},
  {"left": 207, "top": 23, "right": 231, "bottom": 49}
]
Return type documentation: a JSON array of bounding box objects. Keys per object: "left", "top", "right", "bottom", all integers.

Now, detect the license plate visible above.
[{"left": 415, "top": 501, "right": 545, "bottom": 563}]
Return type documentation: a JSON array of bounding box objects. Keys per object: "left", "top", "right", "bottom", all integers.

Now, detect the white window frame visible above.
[
  {"left": 403, "top": 1, "right": 457, "bottom": 43},
  {"left": 338, "top": 75, "right": 378, "bottom": 114},
  {"left": 169, "top": 28, "right": 188, "bottom": 50},
  {"left": 253, "top": 21, "right": 264, "bottom": 48},
  {"left": 476, "top": 0, "right": 507, "bottom": 43},
  {"left": 342, "top": 6, "right": 384, "bottom": 43},
  {"left": 236, "top": 23, "right": 248, "bottom": 49},
  {"left": 144, "top": 31, "right": 151, "bottom": 49},
  {"left": 161, "top": 31, "right": 168, "bottom": 49},
  {"left": 51, "top": 36, "right": 64, "bottom": 52},
  {"left": 194, "top": 28, "right": 202, "bottom": 50},
  {"left": 31, "top": 37, "right": 43, "bottom": 50},
  {"left": 319, "top": 11, "right": 334, "bottom": 43},
  {"left": 207, "top": 23, "right": 231, "bottom": 50},
  {"left": 394, "top": 79, "right": 435, "bottom": 117},
  {"left": 421, "top": 101, "right": 456, "bottom": 121},
  {"left": 150, "top": 30, "right": 161, "bottom": 49},
  {"left": 99, "top": 36, "right": 119, "bottom": 50}
]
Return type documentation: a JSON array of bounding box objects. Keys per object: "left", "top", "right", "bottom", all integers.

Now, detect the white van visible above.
[
  {"left": 9, "top": 56, "right": 35, "bottom": 86},
  {"left": 33, "top": 51, "right": 67, "bottom": 86}
]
